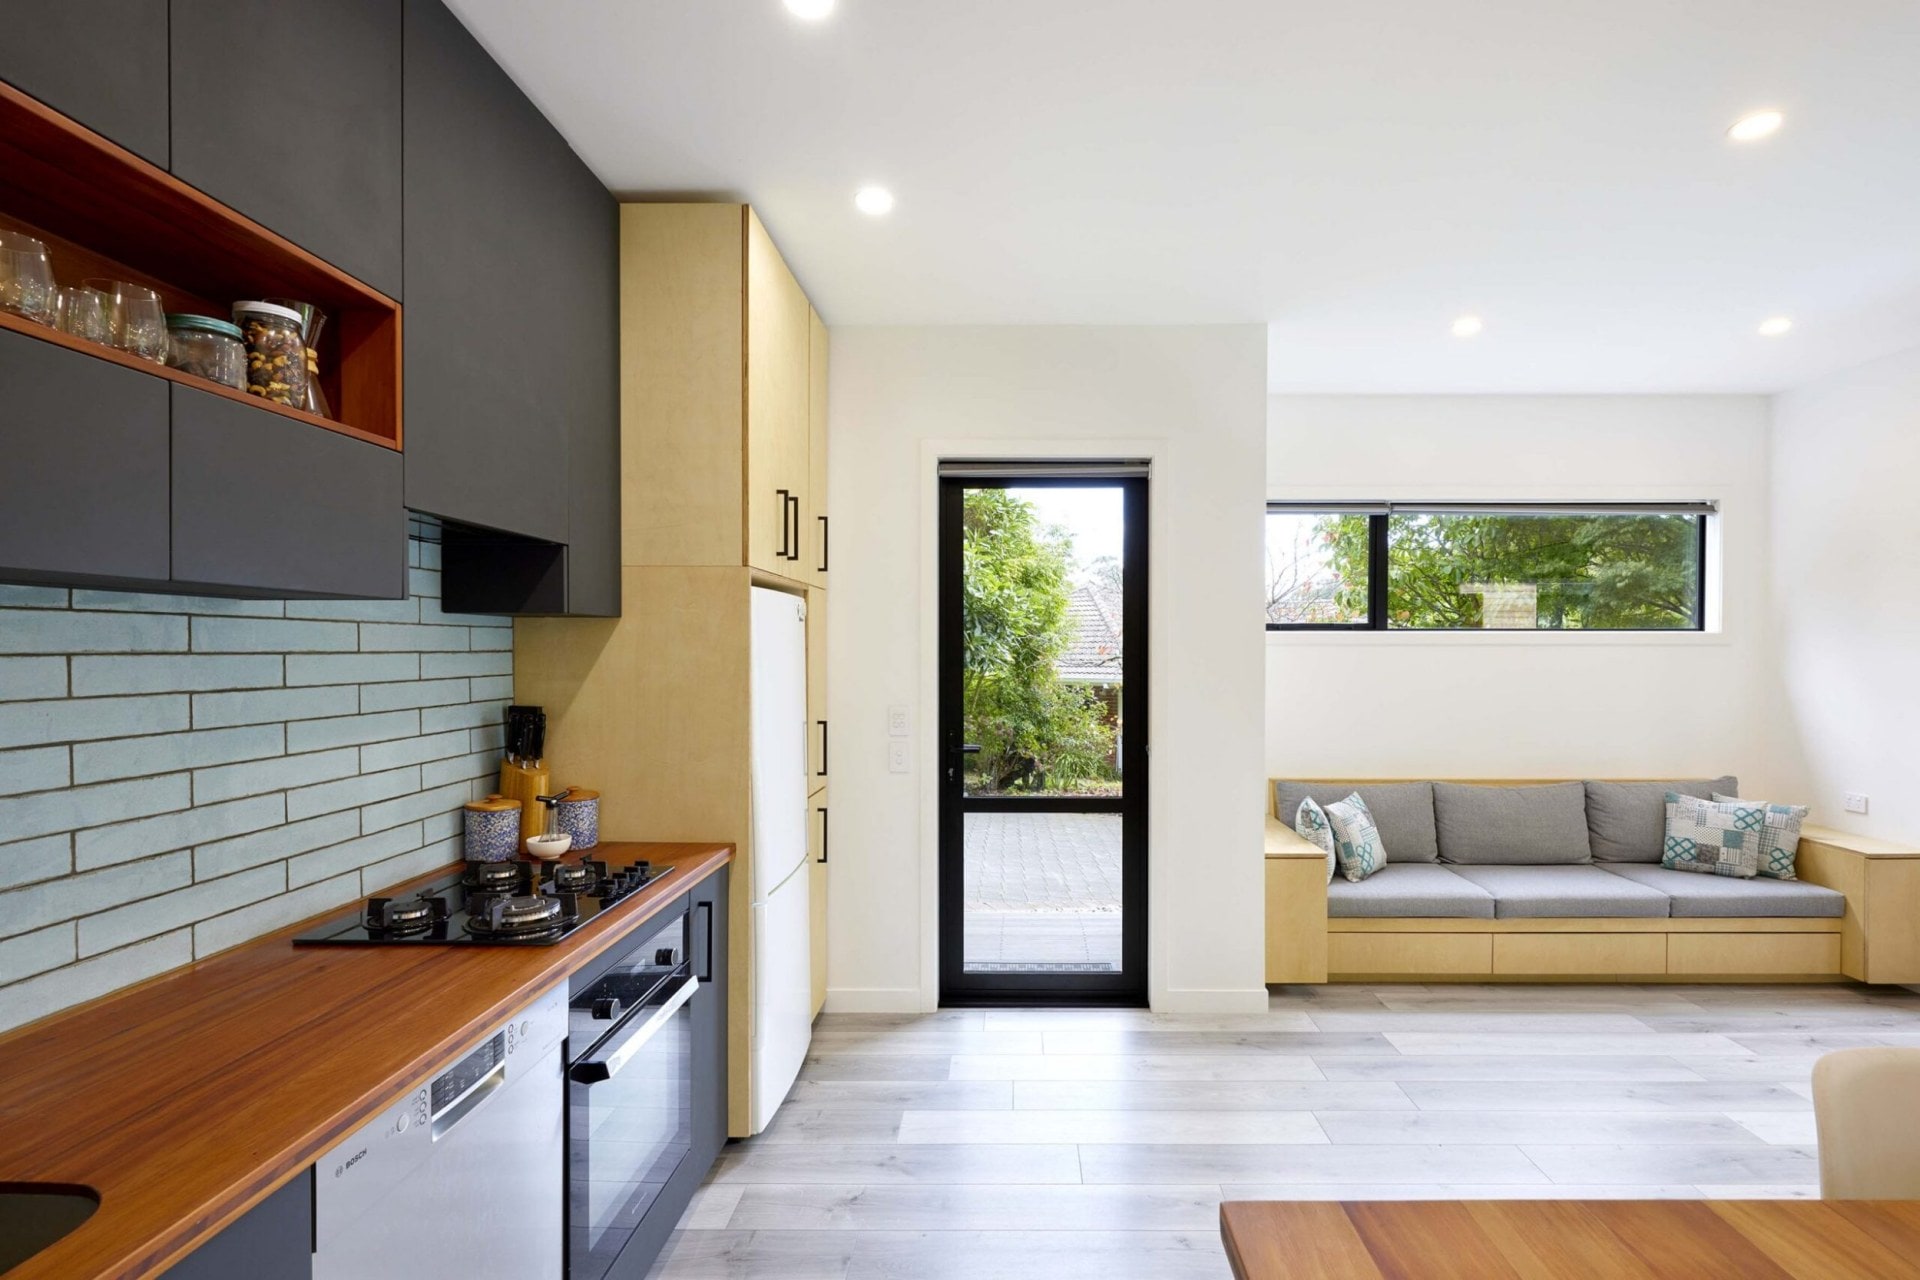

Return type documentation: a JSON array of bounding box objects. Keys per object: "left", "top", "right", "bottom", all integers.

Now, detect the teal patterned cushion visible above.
[
  {"left": 1662, "top": 793, "right": 1766, "bottom": 878},
  {"left": 1325, "top": 792, "right": 1387, "bottom": 883},
  {"left": 1295, "top": 797, "right": 1338, "bottom": 886},
  {"left": 1714, "top": 793, "right": 1808, "bottom": 880}
]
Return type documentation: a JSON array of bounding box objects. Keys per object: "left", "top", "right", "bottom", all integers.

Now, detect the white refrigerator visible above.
[{"left": 748, "top": 586, "right": 814, "bottom": 1133}]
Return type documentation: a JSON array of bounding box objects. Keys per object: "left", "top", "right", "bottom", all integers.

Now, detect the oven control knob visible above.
[
  {"left": 592, "top": 996, "right": 622, "bottom": 1020},
  {"left": 654, "top": 948, "right": 676, "bottom": 966},
  {"left": 395, "top": 1110, "right": 410, "bottom": 1134}
]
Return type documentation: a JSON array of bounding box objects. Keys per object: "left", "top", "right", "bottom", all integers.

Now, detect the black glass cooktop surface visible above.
[{"left": 292, "top": 858, "right": 673, "bottom": 947}]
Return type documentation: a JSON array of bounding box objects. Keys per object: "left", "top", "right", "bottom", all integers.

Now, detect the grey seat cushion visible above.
[
  {"left": 1327, "top": 865, "right": 1495, "bottom": 919},
  {"left": 1600, "top": 864, "right": 1845, "bottom": 918},
  {"left": 1449, "top": 865, "right": 1672, "bottom": 918},
  {"left": 1434, "top": 782, "right": 1592, "bottom": 865},
  {"left": 1586, "top": 777, "right": 1739, "bottom": 863},
  {"left": 1274, "top": 781, "right": 1438, "bottom": 863}
]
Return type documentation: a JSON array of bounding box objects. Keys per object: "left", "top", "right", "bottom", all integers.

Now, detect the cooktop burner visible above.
[
  {"left": 293, "top": 858, "right": 673, "bottom": 947},
  {"left": 466, "top": 892, "right": 571, "bottom": 938}
]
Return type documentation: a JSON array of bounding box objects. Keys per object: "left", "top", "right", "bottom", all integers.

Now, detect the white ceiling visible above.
[{"left": 447, "top": 0, "right": 1920, "bottom": 393}]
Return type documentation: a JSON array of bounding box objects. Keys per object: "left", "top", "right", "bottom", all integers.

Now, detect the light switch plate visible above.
[
  {"left": 887, "top": 704, "right": 911, "bottom": 737},
  {"left": 1844, "top": 793, "right": 1870, "bottom": 815},
  {"left": 888, "top": 740, "right": 910, "bottom": 773}
]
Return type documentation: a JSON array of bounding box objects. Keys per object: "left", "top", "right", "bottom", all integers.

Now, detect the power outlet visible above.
[
  {"left": 887, "top": 740, "right": 910, "bottom": 774},
  {"left": 1844, "top": 793, "right": 1870, "bottom": 815},
  {"left": 887, "top": 704, "right": 911, "bottom": 737}
]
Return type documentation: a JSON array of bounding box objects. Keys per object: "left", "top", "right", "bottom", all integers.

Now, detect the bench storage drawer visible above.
[
  {"left": 1329, "top": 932, "right": 1491, "bottom": 976},
  {"left": 1493, "top": 933, "right": 1666, "bottom": 976},
  {"left": 1668, "top": 933, "right": 1840, "bottom": 976}
]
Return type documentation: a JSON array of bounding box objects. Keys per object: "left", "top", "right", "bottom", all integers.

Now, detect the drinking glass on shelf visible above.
[
  {"left": 55, "top": 285, "right": 111, "bottom": 345},
  {"left": 0, "top": 230, "right": 56, "bottom": 325},
  {"left": 85, "top": 278, "right": 168, "bottom": 364}
]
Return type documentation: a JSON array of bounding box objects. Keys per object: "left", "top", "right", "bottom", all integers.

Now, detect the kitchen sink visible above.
[{"left": 0, "top": 1185, "right": 98, "bottom": 1273}]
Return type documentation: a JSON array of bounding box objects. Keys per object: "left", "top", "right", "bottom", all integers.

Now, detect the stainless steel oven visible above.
[{"left": 566, "top": 901, "right": 698, "bottom": 1280}]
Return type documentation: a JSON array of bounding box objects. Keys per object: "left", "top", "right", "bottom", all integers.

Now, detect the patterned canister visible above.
[
  {"left": 554, "top": 788, "right": 600, "bottom": 851},
  {"left": 464, "top": 794, "right": 522, "bottom": 862}
]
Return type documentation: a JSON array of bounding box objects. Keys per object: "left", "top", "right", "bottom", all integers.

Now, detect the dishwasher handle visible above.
[{"left": 569, "top": 973, "right": 697, "bottom": 1084}]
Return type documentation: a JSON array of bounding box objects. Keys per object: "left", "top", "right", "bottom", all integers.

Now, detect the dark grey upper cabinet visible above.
[
  {"left": 403, "top": 0, "right": 597, "bottom": 554},
  {"left": 169, "top": 0, "right": 403, "bottom": 298},
  {"left": 171, "top": 385, "right": 407, "bottom": 599},
  {"left": 0, "top": 329, "right": 170, "bottom": 588},
  {"left": 558, "top": 149, "right": 620, "bottom": 616},
  {"left": 0, "top": 0, "right": 169, "bottom": 166}
]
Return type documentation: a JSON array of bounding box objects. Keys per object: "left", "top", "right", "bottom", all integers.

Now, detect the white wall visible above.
[
  {"left": 1771, "top": 345, "right": 1920, "bottom": 841},
  {"left": 827, "top": 326, "right": 1269, "bottom": 1013},
  {"left": 1266, "top": 395, "right": 1790, "bottom": 792}
]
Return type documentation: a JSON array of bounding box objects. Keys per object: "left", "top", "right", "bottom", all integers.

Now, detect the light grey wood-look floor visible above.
[{"left": 643, "top": 983, "right": 1920, "bottom": 1279}]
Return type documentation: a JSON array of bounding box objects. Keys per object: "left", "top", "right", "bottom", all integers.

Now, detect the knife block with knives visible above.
[{"left": 500, "top": 705, "right": 551, "bottom": 844}]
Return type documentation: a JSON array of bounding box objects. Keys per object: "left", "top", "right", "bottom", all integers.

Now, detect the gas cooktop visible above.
[{"left": 292, "top": 858, "right": 674, "bottom": 947}]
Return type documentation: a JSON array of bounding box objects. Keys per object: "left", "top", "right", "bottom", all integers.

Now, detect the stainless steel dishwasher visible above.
[{"left": 314, "top": 986, "right": 567, "bottom": 1280}]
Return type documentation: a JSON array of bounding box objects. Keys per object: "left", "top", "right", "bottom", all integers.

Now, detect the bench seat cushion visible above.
[
  {"left": 1434, "top": 781, "right": 1592, "bottom": 865},
  {"left": 1275, "top": 781, "right": 1439, "bottom": 863},
  {"left": 1448, "top": 865, "right": 1671, "bottom": 918},
  {"left": 1327, "top": 864, "right": 1495, "bottom": 918},
  {"left": 1586, "top": 777, "right": 1740, "bottom": 863},
  {"left": 1600, "top": 864, "right": 1845, "bottom": 918}
]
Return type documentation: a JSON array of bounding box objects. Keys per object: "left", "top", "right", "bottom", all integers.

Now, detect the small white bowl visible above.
[{"left": 525, "top": 833, "right": 573, "bottom": 861}]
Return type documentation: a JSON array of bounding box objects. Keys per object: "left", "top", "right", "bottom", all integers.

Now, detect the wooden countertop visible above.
[
  {"left": 0, "top": 841, "right": 730, "bottom": 1280},
  {"left": 1220, "top": 1199, "right": 1920, "bottom": 1278}
]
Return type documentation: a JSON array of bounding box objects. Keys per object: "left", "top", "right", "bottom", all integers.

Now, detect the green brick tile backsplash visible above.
[{"left": 0, "top": 536, "right": 512, "bottom": 1036}]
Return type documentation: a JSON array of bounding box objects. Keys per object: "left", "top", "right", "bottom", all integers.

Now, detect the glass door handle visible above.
[{"left": 955, "top": 744, "right": 982, "bottom": 755}]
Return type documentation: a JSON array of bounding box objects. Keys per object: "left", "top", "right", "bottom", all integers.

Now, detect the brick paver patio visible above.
[{"left": 962, "top": 812, "right": 1122, "bottom": 971}]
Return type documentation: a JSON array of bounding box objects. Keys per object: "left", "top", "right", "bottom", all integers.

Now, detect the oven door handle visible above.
[{"left": 569, "top": 973, "right": 697, "bottom": 1084}]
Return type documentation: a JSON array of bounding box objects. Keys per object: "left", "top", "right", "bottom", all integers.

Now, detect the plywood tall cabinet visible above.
[{"left": 516, "top": 203, "right": 829, "bottom": 1137}]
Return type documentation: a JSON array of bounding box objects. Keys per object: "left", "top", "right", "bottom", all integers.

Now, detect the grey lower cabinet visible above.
[
  {"left": 403, "top": 0, "right": 620, "bottom": 614},
  {"left": 170, "top": 385, "right": 407, "bottom": 599},
  {"left": 162, "top": 1173, "right": 312, "bottom": 1280},
  {"left": 0, "top": 0, "right": 169, "bottom": 166},
  {"left": 692, "top": 866, "right": 731, "bottom": 1168},
  {"left": 0, "top": 328, "right": 170, "bottom": 587},
  {"left": 168, "top": 0, "right": 404, "bottom": 299}
]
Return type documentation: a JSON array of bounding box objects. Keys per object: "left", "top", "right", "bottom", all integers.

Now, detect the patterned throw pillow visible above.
[
  {"left": 1663, "top": 793, "right": 1768, "bottom": 878},
  {"left": 1714, "top": 793, "right": 1808, "bottom": 880},
  {"left": 1295, "top": 798, "right": 1338, "bottom": 886},
  {"left": 1324, "top": 792, "right": 1387, "bottom": 883}
]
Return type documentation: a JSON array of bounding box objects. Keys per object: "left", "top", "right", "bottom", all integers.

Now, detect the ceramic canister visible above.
[
  {"left": 554, "top": 788, "right": 600, "bottom": 851},
  {"left": 464, "top": 794, "right": 522, "bottom": 862}
]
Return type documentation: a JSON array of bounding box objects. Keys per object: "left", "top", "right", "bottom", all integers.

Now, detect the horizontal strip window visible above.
[
  {"left": 939, "top": 459, "right": 1151, "bottom": 479},
  {"left": 1266, "top": 500, "right": 1719, "bottom": 517},
  {"left": 1266, "top": 502, "right": 1710, "bottom": 633}
]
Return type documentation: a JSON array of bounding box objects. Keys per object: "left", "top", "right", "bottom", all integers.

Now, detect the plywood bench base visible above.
[{"left": 1322, "top": 918, "right": 1844, "bottom": 982}]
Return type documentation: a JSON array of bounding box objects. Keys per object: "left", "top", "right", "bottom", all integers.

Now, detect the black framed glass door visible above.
[{"left": 938, "top": 468, "right": 1148, "bottom": 1005}]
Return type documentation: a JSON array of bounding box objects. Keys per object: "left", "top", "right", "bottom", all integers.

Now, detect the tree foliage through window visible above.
[
  {"left": 962, "top": 489, "right": 1117, "bottom": 791},
  {"left": 1268, "top": 508, "right": 1703, "bottom": 630}
]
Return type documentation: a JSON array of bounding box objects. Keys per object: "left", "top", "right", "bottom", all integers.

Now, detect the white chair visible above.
[{"left": 1811, "top": 1046, "right": 1920, "bottom": 1198}]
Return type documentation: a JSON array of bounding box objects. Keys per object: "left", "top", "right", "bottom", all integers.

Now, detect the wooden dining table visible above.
[{"left": 1220, "top": 1198, "right": 1920, "bottom": 1279}]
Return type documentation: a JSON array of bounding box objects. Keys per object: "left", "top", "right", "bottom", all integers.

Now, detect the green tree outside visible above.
[
  {"left": 962, "top": 489, "right": 1117, "bottom": 793},
  {"left": 1322, "top": 512, "right": 1699, "bottom": 629}
]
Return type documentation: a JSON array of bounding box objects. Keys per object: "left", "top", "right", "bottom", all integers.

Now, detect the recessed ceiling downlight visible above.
[
  {"left": 854, "top": 186, "right": 894, "bottom": 216},
  {"left": 783, "top": 0, "right": 835, "bottom": 20},
  {"left": 1758, "top": 316, "right": 1793, "bottom": 337},
  {"left": 1728, "top": 109, "right": 1785, "bottom": 142},
  {"left": 1451, "top": 315, "right": 1484, "bottom": 338}
]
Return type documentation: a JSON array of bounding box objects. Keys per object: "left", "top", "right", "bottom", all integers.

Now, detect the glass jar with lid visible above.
[
  {"left": 233, "top": 300, "right": 309, "bottom": 407},
  {"left": 164, "top": 314, "right": 247, "bottom": 390}
]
